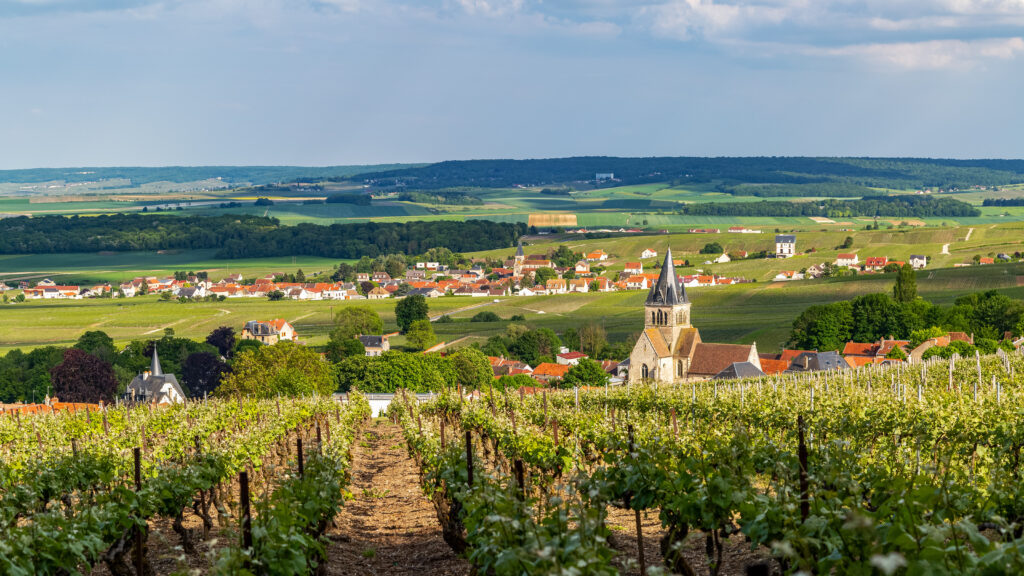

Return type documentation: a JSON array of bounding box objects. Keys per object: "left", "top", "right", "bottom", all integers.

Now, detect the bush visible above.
[{"left": 470, "top": 311, "right": 501, "bottom": 323}]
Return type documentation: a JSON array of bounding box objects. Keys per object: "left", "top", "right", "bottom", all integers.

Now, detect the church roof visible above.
[
  {"left": 515, "top": 240, "right": 524, "bottom": 258},
  {"left": 643, "top": 328, "right": 672, "bottom": 358},
  {"left": 645, "top": 248, "right": 688, "bottom": 306},
  {"left": 688, "top": 343, "right": 756, "bottom": 376},
  {"left": 675, "top": 327, "right": 701, "bottom": 358}
]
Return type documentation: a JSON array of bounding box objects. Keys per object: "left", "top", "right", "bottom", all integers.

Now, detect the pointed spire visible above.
[
  {"left": 151, "top": 347, "right": 163, "bottom": 376},
  {"left": 646, "top": 248, "right": 688, "bottom": 306},
  {"left": 515, "top": 239, "right": 524, "bottom": 258}
]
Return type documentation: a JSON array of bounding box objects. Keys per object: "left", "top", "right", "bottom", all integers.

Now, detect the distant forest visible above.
[
  {"left": 353, "top": 157, "right": 1024, "bottom": 191},
  {"left": 982, "top": 198, "right": 1024, "bottom": 207},
  {"left": 0, "top": 164, "right": 418, "bottom": 186},
  {"left": 0, "top": 214, "right": 525, "bottom": 258},
  {"left": 680, "top": 196, "right": 980, "bottom": 218}
]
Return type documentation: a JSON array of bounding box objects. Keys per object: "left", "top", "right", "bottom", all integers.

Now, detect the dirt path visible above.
[
  {"left": 325, "top": 420, "right": 470, "bottom": 576},
  {"left": 941, "top": 243, "right": 950, "bottom": 255},
  {"left": 965, "top": 227, "right": 975, "bottom": 241}
]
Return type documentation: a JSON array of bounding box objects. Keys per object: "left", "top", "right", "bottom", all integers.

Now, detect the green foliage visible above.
[
  {"left": 533, "top": 267, "right": 558, "bottom": 286},
  {"left": 885, "top": 346, "right": 907, "bottom": 360},
  {"left": 0, "top": 214, "right": 526, "bottom": 260},
  {"left": 336, "top": 351, "right": 454, "bottom": 393},
  {"left": 324, "top": 338, "right": 365, "bottom": 363},
  {"left": 395, "top": 294, "right": 429, "bottom": 332},
  {"left": 700, "top": 242, "right": 724, "bottom": 254},
  {"left": 331, "top": 305, "right": 383, "bottom": 341},
  {"left": 218, "top": 342, "right": 336, "bottom": 397},
  {"left": 495, "top": 374, "right": 537, "bottom": 391},
  {"left": 470, "top": 311, "right": 501, "bottom": 323},
  {"left": 450, "top": 347, "right": 493, "bottom": 390},
  {"left": 561, "top": 358, "right": 609, "bottom": 388},
  {"left": 893, "top": 264, "right": 918, "bottom": 302},
  {"left": 909, "top": 326, "right": 947, "bottom": 348},
  {"left": 405, "top": 319, "right": 436, "bottom": 351}
]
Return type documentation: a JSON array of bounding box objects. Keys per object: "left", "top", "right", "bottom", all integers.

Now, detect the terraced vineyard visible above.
[{"left": 393, "top": 349, "right": 1024, "bottom": 575}]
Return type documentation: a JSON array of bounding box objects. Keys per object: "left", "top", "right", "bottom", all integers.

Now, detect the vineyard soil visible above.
[{"left": 326, "top": 420, "right": 470, "bottom": 576}]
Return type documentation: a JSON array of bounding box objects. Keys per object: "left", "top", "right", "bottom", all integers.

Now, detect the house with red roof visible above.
[
  {"left": 864, "top": 257, "right": 888, "bottom": 270},
  {"left": 532, "top": 362, "right": 570, "bottom": 383},
  {"left": 557, "top": 351, "right": 588, "bottom": 366}
]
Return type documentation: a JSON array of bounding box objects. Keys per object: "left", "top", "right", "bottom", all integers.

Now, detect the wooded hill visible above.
[
  {"left": 352, "top": 156, "right": 1024, "bottom": 191},
  {"left": 0, "top": 214, "right": 525, "bottom": 258}
]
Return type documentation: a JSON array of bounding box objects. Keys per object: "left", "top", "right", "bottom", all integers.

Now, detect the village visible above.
[{"left": 9, "top": 231, "right": 1013, "bottom": 302}]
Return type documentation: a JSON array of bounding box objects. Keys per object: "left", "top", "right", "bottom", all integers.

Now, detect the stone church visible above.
[{"left": 627, "top": 249, "right": 762, "bottom": 383}]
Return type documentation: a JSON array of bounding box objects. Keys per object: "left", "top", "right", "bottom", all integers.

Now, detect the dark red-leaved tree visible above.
[
  {"left": 49, "top": 348, "right": 118, "bottom": 403},
  {"left": 206, "top": 326, "right": 236, "bottom": 358},
  {"left": 182, "top": 352, "right": 229, "bottom": 398}
]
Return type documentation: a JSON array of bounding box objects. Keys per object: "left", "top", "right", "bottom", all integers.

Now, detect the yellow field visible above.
[{"left": 528, "top": 213, "right": 577, "bottom": 227}]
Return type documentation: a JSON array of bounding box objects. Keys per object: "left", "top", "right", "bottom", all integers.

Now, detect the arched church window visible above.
[
  {"left": 641, "top": 364, "right": 649, "bottom": 379},
  {"left": 677, "top": 360, "right": 683, "bottom": 377}
]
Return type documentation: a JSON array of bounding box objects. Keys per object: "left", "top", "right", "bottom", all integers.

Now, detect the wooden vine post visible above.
[
  {"left": 239, "top": 471, "right": 253, "bottom": 554},
  {"left": 133, "top": 447, "right": 148, "bottom": 576},
  {"left": 465, "top": 431, "right": 474, "bottom": 487},
  {"left": 627, "top": 425, "right": 646, "bottom": 575},
  {"left": 514, "top": 460, "right": 526, "bottom": 501},
  {"left": 797, "top": 415, "right": 809, "bottom": 523},
  {"left": 297, "top": 438, "right": 305, "bottom": 477},
  {"left": 440, "top": 417, "right": 447, "bottom": 450}
]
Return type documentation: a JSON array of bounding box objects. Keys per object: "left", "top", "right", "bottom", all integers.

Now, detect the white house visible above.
[
  {"left": 910, "top": 255, "right": 927, "bottom": 269},
  {"left": 775, "top": 235, "right": 796, "bottom": 258},
  {"left": 774, "top": 270, "right": 805, "bottom": 281},
  {"left": 836, "top": 253, "right": 859, "bottom": 267},
  {"left": 624, "top": 262, "right": 644, "bottom": 275},
  {"left": 640, "top": 248, "right": 658, "bottom": 259},
  {"left": 125, "top": 349, "right": 186, "bottom": 405},
  {"left": 714, "top": 254, "right": 731, "bottom": 264},
  {"left": 574, "top": 261, "right": 591, "bottom": 274}
]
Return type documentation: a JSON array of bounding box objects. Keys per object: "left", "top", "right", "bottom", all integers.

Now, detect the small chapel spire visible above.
[{"left": 151, "top": 347, "right": 163, "bottom": 376}]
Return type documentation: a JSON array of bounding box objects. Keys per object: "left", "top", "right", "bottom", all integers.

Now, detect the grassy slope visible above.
[
  {"left": 4, "top": 262, "right": 1022, "bottom": 355},
  {"left": 0, "top": 251, "right": 344, "bottom": 284}
]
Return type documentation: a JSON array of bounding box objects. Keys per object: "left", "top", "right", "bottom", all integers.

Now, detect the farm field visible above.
[
  {"left": 6, "top": 179, "right": 1024, "bottom": 231},
  {"left": 469, "top": 222, "right": 1024, "bottom": 281},
  {"left": 0, "top": 250, "right": 344, "bottom": 285},
  {"left": 3, "top": 262, "right": 1023, "bottom": 355}
]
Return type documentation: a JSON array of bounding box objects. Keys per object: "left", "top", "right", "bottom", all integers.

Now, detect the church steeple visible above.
[
  {"left": 515, "top": 239, "right": 524, "bottom": 259},
  {"left": 646, "top": 248, "right": 688, "bottom": 306},
  {"left": 151, "top": 347, "right": 163, "bottom": 376}
]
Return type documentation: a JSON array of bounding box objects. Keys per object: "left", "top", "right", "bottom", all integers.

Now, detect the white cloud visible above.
[
  {"left": 455, "top": 0, "right": 525, "bottom": 16},
  {"left": 821, "top": 37, "right": 1024, "bottom": 69}
]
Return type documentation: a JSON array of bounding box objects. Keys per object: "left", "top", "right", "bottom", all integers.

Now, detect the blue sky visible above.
[{"left": 2, "top": 0, "right": 1024, "bottom": 167}]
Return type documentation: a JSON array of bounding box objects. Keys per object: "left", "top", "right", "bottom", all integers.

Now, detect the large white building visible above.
[{"left": 775, "top": 234, "right": 796, "bottom": 258}]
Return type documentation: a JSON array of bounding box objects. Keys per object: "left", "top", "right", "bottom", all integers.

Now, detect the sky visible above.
[{"left": 2, "top": 0, "right": 1024, "bottom": 167}]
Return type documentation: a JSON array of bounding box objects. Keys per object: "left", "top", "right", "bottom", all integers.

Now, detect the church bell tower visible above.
[{"left": 644, "top": 248, "right": 691, "bottom": 343}]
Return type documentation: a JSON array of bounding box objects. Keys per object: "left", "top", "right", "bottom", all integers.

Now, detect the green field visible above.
[
  {"left": 4, "top": 262, "right": 1022, "bottom": 356},
  {"left": 0, "top": 251, "right": 344, "bottom": 284}
]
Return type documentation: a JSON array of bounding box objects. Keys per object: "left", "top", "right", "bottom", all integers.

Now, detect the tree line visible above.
[
  {"left": 679, "top": 195, "right": 980, "bottom": 218},
  {"left": 0, "top": 214, "right": 526, "bottom": 258},
  {"left": 982, "top": 198, "right": 1024, "bottom": 206},
  {"left": 789, "top": 276, "right": 1024, "bottom": 354}
]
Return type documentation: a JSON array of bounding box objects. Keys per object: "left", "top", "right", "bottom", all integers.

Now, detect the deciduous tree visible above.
[
  {"left": 50, "top": 348, "right": 118, "bottom": 403},
  {"left": 395, "top": 294, "right": 429, "bottom": 332}
]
